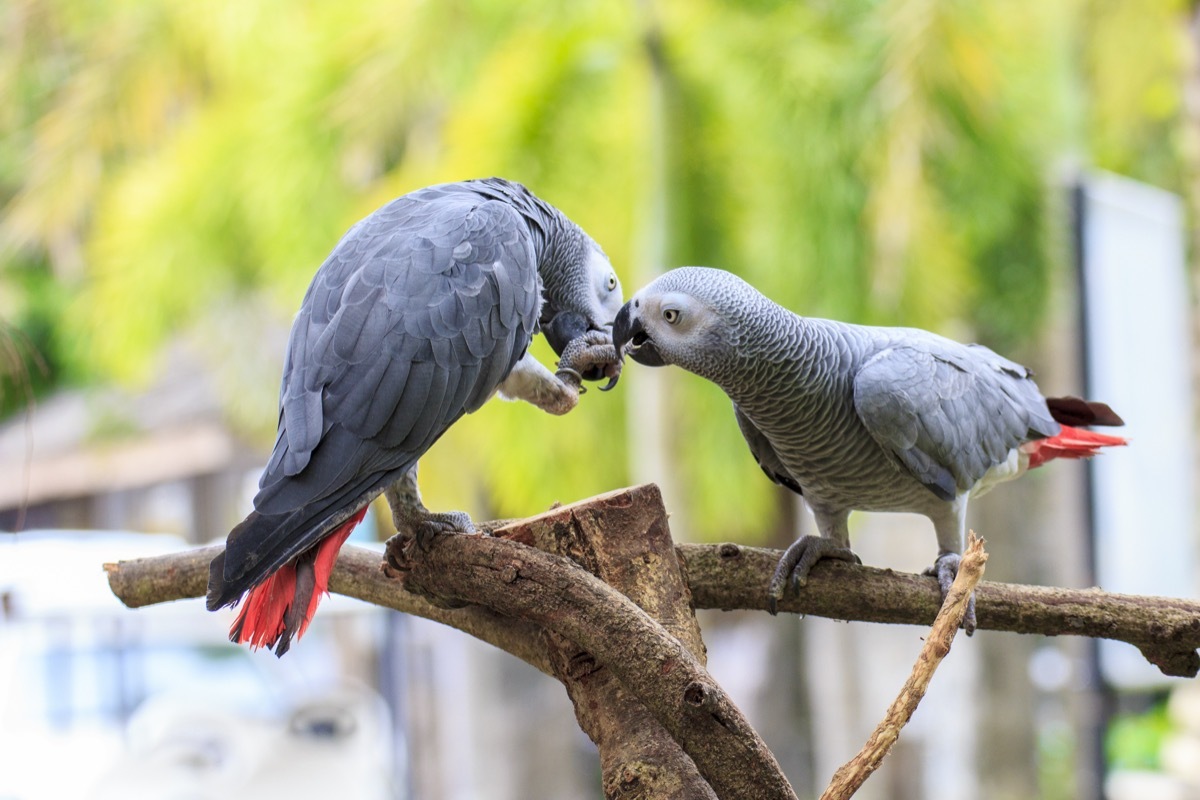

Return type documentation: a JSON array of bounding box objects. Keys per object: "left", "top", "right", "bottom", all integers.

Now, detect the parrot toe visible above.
[
  {"left": 415, "top": 511, "right": 476, "bottom": 550},
  {"left": 555, "top": 330, "right": 622, "bottom": 388},
  {"left": 925, "top": 553, "right": 977, "bottom": 635},
  {"left": 766, "top": 535, "right": 862, "bottom": 615}
]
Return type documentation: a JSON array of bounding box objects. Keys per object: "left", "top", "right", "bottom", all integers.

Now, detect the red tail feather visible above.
[
  {"left": 1022, "top": 425, "right": 1128, "bottom": 470},
  {"left": 232, "top": 507, "right": 367, "bottom": 653}
]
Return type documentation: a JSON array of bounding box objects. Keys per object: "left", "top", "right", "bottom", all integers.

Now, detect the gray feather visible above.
[{"left": 216, "top": 178, "right": 611, "bottom": 604}]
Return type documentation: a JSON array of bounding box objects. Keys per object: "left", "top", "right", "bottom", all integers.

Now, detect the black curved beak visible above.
[
  {"left": 543, "top": 309, "right": 615, "bottom": 384},
  {"left": 612, "top": 302, "right": 664, "bottom": 367},
  {"left": 542, "top": 310, "right": 591, "bottom": 358}
]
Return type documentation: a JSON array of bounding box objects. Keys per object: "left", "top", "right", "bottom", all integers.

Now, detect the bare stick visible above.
[
  {"left": 104, "top": 487, "right": 1200, "bottom": 680},
  {"left": 820, "top": 533, "right": 988, "bottom": 800},
  {"left": 105, "top": 544, "right": 553, "bottom": 675},
  {"left": 680, "top": 541, "right": 1200, "bottom": 678}
]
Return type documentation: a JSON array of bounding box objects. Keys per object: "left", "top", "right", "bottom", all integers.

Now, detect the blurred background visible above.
[{"left": 1, "top": 0, "right": 1198, "bottom": 798}]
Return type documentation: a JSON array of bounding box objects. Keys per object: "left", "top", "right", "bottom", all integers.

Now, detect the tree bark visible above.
[
  {"left": 105, "top": 484, "right": 1200, "bottom": 799},
  {"left": 386, "top": 499, "right": 798, "bottom": 800},
  {"left": 679, "top": 541, "right": 1200, "bottom": 678},
  {"left": 491, "top": 484, "right": 716, "bottom": 799}
]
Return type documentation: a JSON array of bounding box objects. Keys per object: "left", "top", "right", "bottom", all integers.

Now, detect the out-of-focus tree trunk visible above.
[{"left": 627, "top": 1, "right": 688, "bottom": 537}]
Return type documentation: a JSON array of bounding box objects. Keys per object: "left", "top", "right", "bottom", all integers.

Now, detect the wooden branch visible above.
[
  {"left": 490, "top": 485, "right": 717, "bottom": 799},
  {"left": 105, "top": 544, "right": 553, "bottom": 675},
  {"left": 105, "top": 527, "right": 1200, "bottom": 683},
  {"left": 389, "top": 521, "right": 798, "bottom": 800},
  {"left": 679, "top": 541, "right": 1200, "bottom": 678},
  {"left": 821, "top": 534, "right": 988, "bottom": 800}
]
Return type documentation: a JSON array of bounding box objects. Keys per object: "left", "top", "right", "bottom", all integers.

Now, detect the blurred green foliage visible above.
[
  {"left": 0, "top": 0, "right": 1189, "bottom": 539},
  {"left": 1106, "top": 700, "right": 1173, "bottom": 771}
]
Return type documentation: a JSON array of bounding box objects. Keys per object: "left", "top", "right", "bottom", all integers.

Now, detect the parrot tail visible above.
[
  {"left": 1022, "top": 425, "right": 1128, "bottom": 470},
  {"left": 1045, "top": 396, "right": 1125, "bottom": 427},
  {"left": 227, "top": 506, "right": 367, "bottom": 657}
]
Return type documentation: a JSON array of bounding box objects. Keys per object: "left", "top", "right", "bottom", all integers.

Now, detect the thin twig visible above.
[{"left": 820, "top": 533, "right": 988, "bottom": 800}]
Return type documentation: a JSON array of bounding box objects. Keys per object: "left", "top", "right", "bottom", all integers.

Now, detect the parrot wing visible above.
[
  {"left": 218, "top": 192, "right": 540, "bottom": 597},
  {"left": 734, "top": 404, "right": 803, "bottom": 496},
  {"left": 851, "top": 339, "right": 1059, "bottom": 502}
]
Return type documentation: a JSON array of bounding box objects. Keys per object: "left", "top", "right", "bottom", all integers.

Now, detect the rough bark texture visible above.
[
  {"left": 106, "top": 544, "right": 554, "bottom": 674},
  {"left": 104, "top": 485, "right": 1200, "bottom": 799},
  {"left": 820, "top": 534, "right": 988, "bottom": 800},
  {"left": 489, "top": 485, "right": 716, "bottom": 799},
  {"left": 680, "top": 542, "right": 1200, "bottom": 677},
  {"left": 386, "top": 505, "right": 798, "bottom": 800},
  {"left": 106, "top": 514, "right": 1200, "bottom": 683}
]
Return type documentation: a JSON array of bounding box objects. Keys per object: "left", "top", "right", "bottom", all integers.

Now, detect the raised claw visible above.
[
  {"left": 556, "top": 332, "right": 621, "bottom": 387},
  {"left": 554, "top": 366, "right": 586, "bottom": 393}
]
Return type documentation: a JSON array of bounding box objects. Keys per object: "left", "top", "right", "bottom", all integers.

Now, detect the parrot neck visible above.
[{"left": 719, "top": 312, "right": 844, "bottom": 414}]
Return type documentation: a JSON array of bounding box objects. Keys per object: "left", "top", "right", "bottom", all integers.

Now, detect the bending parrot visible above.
[
  {"left": 612, "top": 267, "right": 1126, "bottom": 631},
  {"left": 208, "top": 178, "right": 623, "bottom": 655}
]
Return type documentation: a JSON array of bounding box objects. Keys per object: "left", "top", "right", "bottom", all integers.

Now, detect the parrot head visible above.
[
  {"left": 613, "top": 267, "right": 755, "bottom": 378},
  {"left": 539, "top": 235, "right": 624, "bottom": 381}
]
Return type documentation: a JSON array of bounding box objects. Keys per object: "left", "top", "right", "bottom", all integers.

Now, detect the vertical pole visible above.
[{"left": 1070, "top": 179, "right": 1114, "bottom": 800}]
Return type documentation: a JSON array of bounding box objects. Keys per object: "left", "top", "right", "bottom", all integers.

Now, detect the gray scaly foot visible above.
[
  {"left": 556, "top": 329, "right": 622, "bottom": 391},
  {"left": 767, "top": 535, "right": 861, "bottom": 615}
]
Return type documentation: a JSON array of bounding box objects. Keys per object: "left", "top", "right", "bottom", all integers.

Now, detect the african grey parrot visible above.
[
  {"left": 207, "top": 178, "right": 623, "bottom": 655},
  {"left": 611, "top": 267, "right": 1126, "bottom": 631}
]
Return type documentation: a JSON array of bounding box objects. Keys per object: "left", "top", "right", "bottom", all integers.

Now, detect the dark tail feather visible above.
[
  {"left": 211, "top": 507, "right": 367, "bottom": 657},
  {"left": 207, "top": 511, "right": 265, "bottom": 611},
  {"left": 1046, "top": 396, "right": 1125, "bottom": 427}
]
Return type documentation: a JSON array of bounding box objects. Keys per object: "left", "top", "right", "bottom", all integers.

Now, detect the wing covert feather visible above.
[
  {"left": 852, "top": 341, "right": 1058, "bottom": 501},
  {"left": 253, "top": 191, "right": 540, "bottom": 524}
]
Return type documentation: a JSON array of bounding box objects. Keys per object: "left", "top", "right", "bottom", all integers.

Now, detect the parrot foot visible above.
[
  {"left": 766, "top": 536, "right": 861, "bottom": 615},
  {"left": 385, "top": 508, "right": 477, "bottom": 567},
  {"left": 924, "top": 552, "right": 976, "bottom": 635},
  {"left": 556, "top": 329, "right": 622, "bottom": 392},
  {"left": 383, "top": 510, "right": 477, "bottom": 610},
  {"left": 406, "top": 509, "right": 476, "bottom": 551}
]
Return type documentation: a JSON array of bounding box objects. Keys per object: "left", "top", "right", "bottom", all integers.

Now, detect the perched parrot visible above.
[
  {"left": 207, "top": 178, "right": 623, "bottom": 655},
  {"left": 612, "top": 267, "right": 1126, "bottom": 631}
]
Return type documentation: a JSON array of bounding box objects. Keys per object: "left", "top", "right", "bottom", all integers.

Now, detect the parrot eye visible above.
[
  {"left": 663, "top": 308, "right": 680, "bottom": 325},
  {"left": 607, "top": 273, "right": 618, "bottom": 291}
]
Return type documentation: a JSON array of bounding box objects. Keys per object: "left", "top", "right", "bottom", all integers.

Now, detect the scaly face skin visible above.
[
  {"left": 612, "top": 267, "right": 748, "bottom": 379},
  {"left": 542, "top": 240, "right": 624, "bottom": 386},
  {"left": 542, "top": 241, "right": 622, "bottom": 356},
  {"left": 586, "top": 244, "right": 624, "bottom": 326}
]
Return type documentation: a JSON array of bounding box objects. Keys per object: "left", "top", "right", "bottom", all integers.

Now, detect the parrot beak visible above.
[
  {"left": 542, "top": 309, "right": 615, "bottom": 383},
  {"left": 612, "top": 302, "right": 665, "bottom": 367},
  {"left": 542, "top": 310, "right": 590, "bottom": 358}
]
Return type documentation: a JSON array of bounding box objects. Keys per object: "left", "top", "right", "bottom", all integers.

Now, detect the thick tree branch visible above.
[
  {"left": 490, "top": 485, "right": 717, "bottom": 799},
  {"left": 388, "top": 528, "right": 797, "bottom": 800},
  {"left": 680, "top": 542, "right": 1200, "bottom": 678},
  {"left": 105, "top": 544, "right": 554, "bottom": 675},
  {"left": 106, "top": 529, "right": 1200, "bottom": 682},
  {"left": 821, "top": 534, "right": 988, "bottom": 800}
]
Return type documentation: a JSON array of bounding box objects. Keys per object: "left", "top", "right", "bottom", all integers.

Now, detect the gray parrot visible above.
[
  {"left": 207, "top": 178, "right": 623, "bottom": 655},
  {"left": 611, "top": 267, "right": 1126, "bottom": 631}
]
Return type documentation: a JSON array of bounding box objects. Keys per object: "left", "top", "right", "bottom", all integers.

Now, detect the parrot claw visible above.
[
  {"left": 554, "top": 367, "right": 586, "bottom": 393},
  {"left": 555, "top": 330, "right": 622, "bottom": 389},
  {"left": 925, "top": 552, "right": 976, "bottom": 635},
  {"left": 766, "top": 535, "right": 861, "bottom": 614}
]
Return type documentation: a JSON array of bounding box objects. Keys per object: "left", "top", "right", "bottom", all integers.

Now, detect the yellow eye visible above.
[
  {"left": 663, "top": 308, "right": 680, "bottom": 324},
  {"left": 607, "top": 273, "right": 618, "bottom": 291}
]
